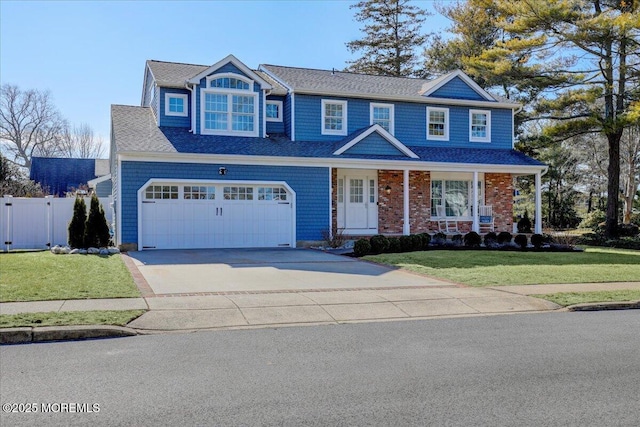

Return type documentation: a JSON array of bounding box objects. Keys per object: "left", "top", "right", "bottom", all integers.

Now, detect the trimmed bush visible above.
[
  {"left": 464, "top": 231, "right": 482, "bottom": 247},
  {"left": 618, "top": 223, "right": 639, "bottom": 237},
  {"left": 497, "top": 231, "right": 512, "bottom": 244},
  {"left": 484, "top": 232, "right": 498, "bottom": 247},
  {"left": 388, "top": 237, "right": 401, "bottom": 253},
  {"left": 84, "top": 194, "right": 110, "bottom": 248},
  {"left": 370, "top": 234, "right": 390, "bottom": 254},
  {"left": 531, "top": 233, "right": 544, "bottom": 249},
  {"left": 418, "top": 233, "right": 431, "bottom": 249},
  {"left": 68, "top": 197, "right": 87, "bottom": 248},
  {"left": 514, "top": 234, "right": 528, "bottom": 249},
  {"left": 399, "top": 235, "right": 413, "bottom": 252},
  {"left": 353, "top": 238, "right": 371, "bottom": 257},
  {"left": 410, "top": 234, "right": 423, "bottom": 251},
  {"left": 432, "top": 232, "right": 447, "bottom": 246},
  {"left": 451, "top": 234, "right": 463, "bottom": 246},
  {"left": 517, "top": 210, "right": 532, "bottom": 233}
]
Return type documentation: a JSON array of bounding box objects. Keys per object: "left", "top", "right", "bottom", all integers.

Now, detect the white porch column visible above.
[
  {"left": 403, "top": 169, "right": 410, "bottom": 235},
  {"left": 472, "top": 171, "right": 479, "bottom": 232},
  {"left": 535, "top": 172, "right": 542, "bottom": 234}
]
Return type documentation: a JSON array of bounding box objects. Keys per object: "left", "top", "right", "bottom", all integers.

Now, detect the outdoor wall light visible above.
[
  {"left": 219, "top": 167, "right": 227, "bottom": 176},
  {"left": 385, "top": 185, "right": 392, "bottom": 195}
]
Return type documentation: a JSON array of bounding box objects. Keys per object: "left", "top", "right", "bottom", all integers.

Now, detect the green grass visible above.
[
  {"left": 0, "top": 252, "right": 140, "bottom": 302},
  {"left": 536, "top": 290, "right": 640, "bottom": 307},
  {"left": 364, "top": 246, "right": 640, "bottom": 286},
  {"left": 0, "top": 310, "right": 146, "bottom": 328}
]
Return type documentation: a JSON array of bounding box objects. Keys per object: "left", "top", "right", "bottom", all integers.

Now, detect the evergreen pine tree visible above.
[
  {"left": 68, "top": 197, "right": 87, "bottom": 248},
  {"left": 85, "top": 194, "right": 110, "bottom": 248},
  {"left": 345, "top": 0, "right": 428, "bottom": 77}
]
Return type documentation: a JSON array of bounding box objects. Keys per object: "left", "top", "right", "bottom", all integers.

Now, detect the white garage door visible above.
[{"left": 139, "top": 182, "right": 294, "bottom": 249}]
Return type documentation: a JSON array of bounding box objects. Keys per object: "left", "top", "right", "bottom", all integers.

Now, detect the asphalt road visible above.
[{"left": 1, "top": 311, "right": 639, "bottom": 426}]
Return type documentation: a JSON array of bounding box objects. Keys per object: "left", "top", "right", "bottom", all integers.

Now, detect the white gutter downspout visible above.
[
  {"left": 185, "top": 82, "right": 196, "bottom": 133},
  {"left": 291, "top": 92, "right": 296, "bottom": 141}
]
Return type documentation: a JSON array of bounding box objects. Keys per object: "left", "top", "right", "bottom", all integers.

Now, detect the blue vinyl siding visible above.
[
  {"left": 159, "top": 88, "right": 190, "bottom": 128},
  {"left": 142, "top": 68, "right": 155, "bottom": 107},
  {"left": 429, "top": 76, "right": 486, "bottom": 101},
  {"left": 266, "top": 95, "right": 285, "bottom": 134},
  {"left": 343, "top": 133, "right": 404, "bottom": 156},
  {"left": 194, "top": 63, "right": 265, "bottom": 137},
  {"left": 294, "top": 94, "right": 513, "bottom": 149},
  {"left": 119, "top": 161, "right": 329, "bottom": 245},
  {"left": 95, "top": 179, "right": 112, "bottom": 198},
  {"left": 284, "top": 93, "right": 292, "bottom": 138}
]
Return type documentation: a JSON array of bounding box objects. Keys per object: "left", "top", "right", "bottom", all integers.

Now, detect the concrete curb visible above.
[
  {"left": 0, "top": 325, "right": 138, "bottom": 345},
  {"left": 567, "top": 300, "right": 640, "bottom": 312}
]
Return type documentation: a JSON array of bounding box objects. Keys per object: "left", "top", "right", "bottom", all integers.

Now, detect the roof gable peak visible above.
[{"left": 187, "top": 54, "right": 272, "bottom": 89}]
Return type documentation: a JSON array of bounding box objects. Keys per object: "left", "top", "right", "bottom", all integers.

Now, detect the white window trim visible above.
[
  {"left": 469, "top": 109, "right": 491, "bottom": 142},
  {"left": 321, "top": 99, "right": 348, "bottom": 136},
  {"left": 205, "top": 73, "right": 254, "bottom": 91},
  {"left": 164, "top": 93, "right": 188, "bottom": 117},
  {"left": 199, "top": 76, "right": 259, "bottom": 137},
  {"left": 427, "top": 106, "right": 449, "bottom": 141},
  {"left": 430, "top": 173, "right": 485, "bottom": 219},
  {"left": 369, "top": 102, "right": 394, "bottom": 135},
  {"left": 266, "top": 100, "right": 283, "bottom": 122}
]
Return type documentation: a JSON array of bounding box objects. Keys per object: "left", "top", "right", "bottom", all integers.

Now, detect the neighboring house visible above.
[
  {"left": 29, "top": 157, "right": 111, "bottom": 197},
  {"left": 110, "top": 54, "right": 546, "bottom": 251}
]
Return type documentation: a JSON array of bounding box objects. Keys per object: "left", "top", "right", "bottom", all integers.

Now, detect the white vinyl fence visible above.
[{"left": 0, "top": 196, "right": 114, "bottom": 251}]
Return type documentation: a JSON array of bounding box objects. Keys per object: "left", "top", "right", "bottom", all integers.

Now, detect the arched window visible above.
[{"left": 201, "top": 74, "right": 257, "bottom": 136}]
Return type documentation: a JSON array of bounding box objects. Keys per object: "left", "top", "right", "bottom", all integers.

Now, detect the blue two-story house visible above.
[{"left": 110, "top": 54, "right": 546, "bottom": 250}]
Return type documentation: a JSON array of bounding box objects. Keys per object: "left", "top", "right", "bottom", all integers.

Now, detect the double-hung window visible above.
[
  {"left": 469, "top": 109, "right": 491, "bottom": 142},
  {"left": 431, "top": 178, "right": 483, "bottom": 217},
  {"left": 322, "top": 99, "right": 347, "bottom": 136},
  {"left": 427, "top": 107, "right": 449, "bottom": 141},
  {"left": 370, "top": 103, "right": 394, "bottom": 134},
  {"left": 165, "top": 93, "right": 188, "bottom": 117},
  {"left": 201, "top": 74, "right": 258, "bottom": 136}
]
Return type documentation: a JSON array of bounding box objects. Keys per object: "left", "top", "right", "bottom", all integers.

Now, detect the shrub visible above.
[
  {"left": 451, "top": 234, "right": 463, "bottom": 246},
  {"left": 514, "top": 234, "right": 528, "bottom": 249},
  {"left": 531, "top": 233, "right": 544, "bottom": 249},
  {"left": 463, "top": 231, "right": 482, "bottom": 247},
  {"left": 388, "top": 237, "right": 401, "bottom": 253},
  {"left": 399, "top": 235, "right": 413, "bottom": 252},
  {"left": 579, "top": 209, "right": 606, "bottom": 230},
  {"left": 432, "top": 232, "right": 447, "bottom": 246},
  {"left": 484, "top": 232, "right": 498, "bottom": 247},
  {"left": 497, "top": 231, "right": 512, "bottom": 244},
  {"left": 418, "top": 233, "right": 431, "bottom": 249},
  {"left": 618, "top": 223, "right": 639, "bottom": 237},
  {"left": 370, "top": 234, "right": 390, "bottom": 254},
  {"left": 84, "top": 194, "right": 110, "bottom": 248},
  {"left": 321, "top": 227, "right": 346, "bottom": 248},
  {"left": 68, "top": 197, "right": 87, "bottom": 248},
  {"left": 630, "top": 213, "right": 640, "bottom": 227},
  {"left": 410, "top": 234, "right": 423, "bottom": 251},
  {"left": 353, "top": 238, "right": 371, "bottom": 257},
  {"left": 517, "top": 210, "right": 532, "bottom": 233}
]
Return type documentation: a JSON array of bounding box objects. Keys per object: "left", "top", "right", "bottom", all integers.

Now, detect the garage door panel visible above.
[{"left": 141, "top": 182, "right": 293, "bottom": 249}]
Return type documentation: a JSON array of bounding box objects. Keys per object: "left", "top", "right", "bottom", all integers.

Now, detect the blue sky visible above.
[{"left": 1, "top": 1, "right": 448, "bottom": 156}]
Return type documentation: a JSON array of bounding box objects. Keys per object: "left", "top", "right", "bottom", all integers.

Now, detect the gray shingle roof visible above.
[
  {"left": 111, "top": 105, "right": 176, "bottom": 153},
  {"left": 146, "top": 60, "right": 288, "bottom": 95}
]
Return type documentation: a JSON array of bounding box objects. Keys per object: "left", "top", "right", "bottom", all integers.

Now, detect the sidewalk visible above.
[{"left": 2, "top": 282, "right": 638, "bottom": 344}]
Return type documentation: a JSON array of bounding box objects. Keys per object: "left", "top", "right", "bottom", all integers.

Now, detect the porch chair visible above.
[
  {"left": 436, "top": 205, "right": 459, "bottom": 233},
  {"left": 479, "top": 205, "right": 494, "bottom": 233}
]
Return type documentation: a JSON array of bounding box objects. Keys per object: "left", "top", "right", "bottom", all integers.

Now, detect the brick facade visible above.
[
  {"left": 485, "top": 173, "right": 513, "bottom": 232},
  {"left": 408, "top": 171, "right": 431, "bottom": 233},
  {"left": 377, "top": 170, "right": 404, "bottom": 234}
]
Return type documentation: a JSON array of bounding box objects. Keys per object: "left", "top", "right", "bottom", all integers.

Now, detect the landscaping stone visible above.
[
  {"left": 60, "top": 246, "right": 71, "bottom": 254},
  {"left": 99, "top": 248, "right": 109, "bottom": 255},
  {"left": 69, "top": 248, "right": 80, "bottom": 254},
  {"left": 87, "top": 247, "right": 100, "bottom": 254},
  {"left": 108, "top": 247, "right": 120, "bottom": 254},
  {"left": 78, "top": 249, "right": 88, "bottom": 255}
]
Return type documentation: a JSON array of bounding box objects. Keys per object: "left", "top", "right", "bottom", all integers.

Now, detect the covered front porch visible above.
[{"left": 330, "top": 167, "right": 544, "bottom": 237}]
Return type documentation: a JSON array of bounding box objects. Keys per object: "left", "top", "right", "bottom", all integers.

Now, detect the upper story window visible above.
[
  {"left": 266, "top": 100, "right": 283, "bottom": 122},
  {"left": 322, "top": 99, "right": 348, "bottom": 136},
  {"left": 165, "top": 93, "right": 188, "bottom": 117},
  {"left": 370, "top": 103, "right": 394, "bottom": 134},
  {"left": 427, "top": 107, "right": 449, "bottom": 141},
  {"left": 201, "top": 73, "right": 258, "bottom": 136},
  {"left": 469, "top": 109, "right": 491, "bottom": 142}
]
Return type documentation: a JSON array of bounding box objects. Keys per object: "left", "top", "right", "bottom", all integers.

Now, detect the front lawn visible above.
[
  {"left": 536, "top": 290, "right": 640, "bottom": 307},
  {"left": 0, "top": 310, "right": 146, "bottom": 328},
  {"left": 364, "top": 247, "right": 640, "bottom": 286},
  {"left": 0, "top": 252, "right": 140, "bottom": 302}
]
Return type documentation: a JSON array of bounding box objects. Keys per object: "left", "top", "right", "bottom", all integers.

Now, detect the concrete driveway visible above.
[{"left": 125, "top": 248, "right": 452, "bottom": 295}]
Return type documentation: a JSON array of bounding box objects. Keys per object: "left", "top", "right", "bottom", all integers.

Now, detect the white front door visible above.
[{"left": 337, "top": 170, "right": 378, "bottom": 235}]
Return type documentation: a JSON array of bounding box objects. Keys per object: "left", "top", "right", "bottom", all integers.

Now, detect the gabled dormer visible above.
[{"left": 186, "top": 55, "right": 272, "bottom": 138}]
